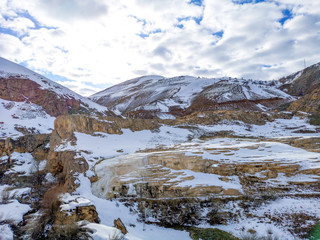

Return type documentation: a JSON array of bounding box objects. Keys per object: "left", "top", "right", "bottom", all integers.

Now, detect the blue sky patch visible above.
[
  {"left": 279, "top": 9, "right": 294, "bottom": 26},
  {"left": 177, "top": 24, "right": 184, "bottom": 29},
  {"left": 130, "top": 15, "right": 147, "bottom": 26},
  {"left": 232, "top": 0, "right": 266, "bottom": 4},
  {"left": 137, "top": 29, "right": 161, "bottom": 39},
  {"left": 137, "top": 33, "right": 149, "bottom": 39},
  {"left": 193, "top": 15, "right": 203, "bottom": 25},
  {"left": 177, "top": 16, "right": 203, "bottom": 26},
  {"left": 262, "top": 64, "right": 272, "bottom": 68},
  {"left": 0, "top": 27, "right": 19, "bottom": 37},
  {"left": 44, "top": 72, "right": 72, "bottom": 83},
  {"left": 18, "top": 11, "right": 41, "bottom": 29},
  {"left": 178, "top": 17, "right": 191, "bottom": 22},
  {"left": 0, "top": 10, "right": 56, "bottom": 40},
  {"left": 84, "top": 81, "right": 112, "bottom": 89},
  {"left": 189, "top": 0, "right": 203, "bottom": 6},
  {"left": 212, "top": 30, "right": 224, "bottom": 38}
]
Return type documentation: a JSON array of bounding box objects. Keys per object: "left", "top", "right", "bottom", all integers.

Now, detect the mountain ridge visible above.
[{"left": 89, "top": 75, "right": 294, "bottom": 118}]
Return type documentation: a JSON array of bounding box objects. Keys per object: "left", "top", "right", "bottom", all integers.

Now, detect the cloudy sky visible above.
[{"left": 1, "top": 0, "right": 320, "bottom": 96}]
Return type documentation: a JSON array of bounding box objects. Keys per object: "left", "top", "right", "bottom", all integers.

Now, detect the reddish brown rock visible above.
[{"left": 0, "top": 77, "right": 81, "bottom": 117}]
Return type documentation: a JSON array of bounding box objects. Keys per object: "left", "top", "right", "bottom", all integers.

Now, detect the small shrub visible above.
[
  {"left": 188, "top": 227, "right": 238, "bottom": 240},
  {"left": 46, "top": 222, "right": 91, "bottom": 240},
  {"left": 309, "top": 113, "right": 320, "bottom": 125},
  {"left": 309, "top": 222, "right": 320, "bottom": 240},
  {"left": 206, "top": 202, "right": 226, "bottom": 225},
  {"left": 0, "top": 187, "right": 10, "bottom": 204}
]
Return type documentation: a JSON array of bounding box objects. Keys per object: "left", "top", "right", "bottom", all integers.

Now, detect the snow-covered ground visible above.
[
  {"left": 0, "top": 152, "right": 46, "bottom": 240},
  {"left": 0, "top": 197, "right": 32, "bottom": 239},
  {"left": 50, "top": 116, "right": 320, "bottom": 240},
  {"left": 0, "top": 99, "right": 55, "bottom": 138},
  {"left": 1, "top": 152, "right": 46, "bottom": 176},
  {"left": 76, "top": 174, "right": 191, "bottom": 240},
  {"left": 194, "top": 116, "right": 319, "bottom": 138}
]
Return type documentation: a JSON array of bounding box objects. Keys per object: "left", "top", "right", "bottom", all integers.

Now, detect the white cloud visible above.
[
  {"left": 0, "top": 33, "right": 31, "bottom": 61},
  {"left": 0, "top": 16, "right": 35, "bottom": 35},
  {"left": 55, "top": 80, "right": 106, "bottom": 97},
  {"left": 0, "top": 0, "right": 319, "bottom": 95}
]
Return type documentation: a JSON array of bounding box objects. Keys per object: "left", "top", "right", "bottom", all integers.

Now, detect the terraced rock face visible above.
[
  {"left": 92, "top": 138, "right": 320, "bottom": 200},
  {"left": 91, "top": 137, "right": 320, "bottom": 238},
  {"left": 89, "top": 75, "right": 294, "bottom": 118}
]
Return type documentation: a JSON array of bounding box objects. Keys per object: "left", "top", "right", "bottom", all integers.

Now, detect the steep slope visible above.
[
  {"left": 279, "top": 62, "right": 320, "bottom": 114},
  {"left": 90, "top": 75, "right": 294, "bottom": 118},
  {"left": 0, "top": 57, "right": 113, "bottom": 117},
  {"left": 279, "top": 61, "right": 320, "bottom": 96},
  {"left": 288, "top": 87, "right": 320, "bottom": 114}
]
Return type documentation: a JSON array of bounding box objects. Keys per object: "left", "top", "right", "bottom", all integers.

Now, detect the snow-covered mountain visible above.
[
  {"left": 90, "top": 75, "right": 295, "bottom": 118},
  {"left": 0, "top": 57, "right": 113, "bottom": 117}
]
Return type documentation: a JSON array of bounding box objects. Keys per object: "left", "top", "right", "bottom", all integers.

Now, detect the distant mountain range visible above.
[
  {"left": 1, "top": 56, "right": 319, "bottom": 120},
  {"left": 89, "top": 75, "right": 295, "bottom": 119}
]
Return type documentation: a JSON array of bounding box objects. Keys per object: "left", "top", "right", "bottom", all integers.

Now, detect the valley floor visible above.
[{"left": 1, "top": 114, "right": 320, "bottom": 239}]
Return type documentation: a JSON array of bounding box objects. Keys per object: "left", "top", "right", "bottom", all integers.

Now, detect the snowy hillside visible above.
[
  {"left": 0, "top": 57, "right": 111, "bottom": 116},
  {"left": 90, "top": 75, "right": 295, "bottom": 118},
  {"left": 0, "top": 98, "right": 55, "bottom": 139},
  {"left": 279, "top": 61, "right": 320, "bottom": 96}
]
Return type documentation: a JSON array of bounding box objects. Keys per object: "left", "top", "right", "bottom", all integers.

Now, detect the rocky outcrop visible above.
[
  {"left": 0, "top": 77, "right": 83, "bottom": 117},
  {"left": 188, "top": 97, "right": 289, "bottom": 113},
  {"left": 93, "top": 145, "right": 319, "bottom": 200},
  {"left": 48, "top": 114, "right": 160, "bottom": 191},
  {"left": 283, "top": 137, "right": 320, "bottom": 152},
  {"left": 53, "top": 114, "right": 160, "bottom": 140},
  {"left": 55, "top": 204, "right": 99, "bottom": 226},
  {"left": 47, "top": 150, "right": 88, "bottom": 191},
  {"left": 171, "top": 110, "right": 293, "bottom": 126},
  {"left": 0, "top": 133, "right": 50, "bottom": 160}
]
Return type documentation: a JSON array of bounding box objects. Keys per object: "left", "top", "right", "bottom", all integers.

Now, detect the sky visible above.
[{"left": 0, "top": 0, "right": 320, "bottom": 96}]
